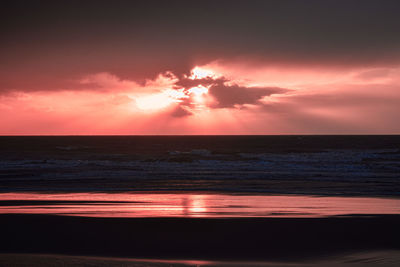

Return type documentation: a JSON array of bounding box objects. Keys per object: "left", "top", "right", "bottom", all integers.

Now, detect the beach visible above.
[
  {"left": 0, "top": 136, "right": 399, "bottom": 265},
  {"left": 1, "top": 251, "right": 400, "bottom": 267}
]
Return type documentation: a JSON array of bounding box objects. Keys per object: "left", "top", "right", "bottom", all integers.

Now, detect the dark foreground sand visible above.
[
  {"left": 1, "top": 251, "right": 400, "bottom": 266},
  {"left": 1, "top": 214, "right": 400, "bottom": 266}
]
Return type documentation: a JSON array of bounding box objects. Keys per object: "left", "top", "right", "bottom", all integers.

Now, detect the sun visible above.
[
  {"left": 188, "top": 85, "right": 208, "bottom": 96},
  {"left": 189, "top": 67, "right": 215, "bottom": 80},
  {"left": 187, "top": 85, "right": 209, "bottom": 105}
]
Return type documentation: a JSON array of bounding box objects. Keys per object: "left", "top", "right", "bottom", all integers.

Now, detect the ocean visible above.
[{"left": 1, "top": 135, "right": 399, "bottom": 196}]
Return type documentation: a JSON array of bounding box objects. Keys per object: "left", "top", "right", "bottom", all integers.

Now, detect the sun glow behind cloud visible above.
[
  {"left": 135, "top": 70, "right": 213, "bottom": 112},
  {"left": 188, "top": 85, "right": 209, "bottom": 96},
  {"left": 135, "top": 89, "right": 186, "bottom": 111},
  {"left": 189, "top": 67, "right": 217, "bottom": 80},
  {"left": 1, "top": 63, "right": 400, "bottom": 135}
]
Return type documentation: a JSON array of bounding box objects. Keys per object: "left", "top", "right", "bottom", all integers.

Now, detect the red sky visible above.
[{"left": 1, "top": 1, "right": 400, "bottom": 135}]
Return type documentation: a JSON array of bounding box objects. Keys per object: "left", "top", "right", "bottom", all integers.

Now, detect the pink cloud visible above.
[{"left": 1, "top": 63, "right": 400, "bottom": 134}]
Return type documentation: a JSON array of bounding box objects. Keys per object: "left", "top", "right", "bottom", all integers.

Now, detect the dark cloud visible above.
[
  {"left": 208, "top": 83, "right": 288, "bottom": 108},
  {"left": 174, "top": 76, "right": 289, "bottom": 109},
  {"left": 1, "top": 0, "right": 400, "bottom": 92}
]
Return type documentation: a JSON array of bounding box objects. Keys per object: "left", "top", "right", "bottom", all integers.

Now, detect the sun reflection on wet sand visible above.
[{"left": 0, "top": 193, "right": 399, "bottom": 218}]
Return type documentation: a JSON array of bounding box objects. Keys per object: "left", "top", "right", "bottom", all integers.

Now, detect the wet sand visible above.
[{"left": 1, "top": 192, "right": 400, "bottom": 218}]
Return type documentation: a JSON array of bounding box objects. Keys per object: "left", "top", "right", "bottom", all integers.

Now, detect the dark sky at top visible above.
[{"left": 1, "top": 0, "right": 400, "bottom": 91}]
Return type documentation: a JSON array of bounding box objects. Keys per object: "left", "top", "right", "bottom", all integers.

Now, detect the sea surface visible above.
[{"left": 1, "top": 135, "right": 400, "bottom": 218}]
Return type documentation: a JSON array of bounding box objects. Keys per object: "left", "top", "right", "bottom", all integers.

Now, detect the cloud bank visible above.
[{"left": 1, "top": 0, "right": 400, "bottom": 134}]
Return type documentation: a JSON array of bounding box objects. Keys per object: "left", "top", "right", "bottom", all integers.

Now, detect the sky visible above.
[{"left": 1, "top": 0, "right": 400, "bottom": 135}]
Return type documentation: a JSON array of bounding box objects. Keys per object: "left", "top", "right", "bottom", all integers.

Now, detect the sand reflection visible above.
[{"left": 0, "top": 192, "right": 399, "bottom": 218}]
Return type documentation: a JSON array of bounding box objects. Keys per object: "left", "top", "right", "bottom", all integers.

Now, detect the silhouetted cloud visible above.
[
  {"left": 174, "top": 76, "right": 290, "bottom": 109},
  {"left": 208, "top": 83, "right": 288, "bottom": 108}
]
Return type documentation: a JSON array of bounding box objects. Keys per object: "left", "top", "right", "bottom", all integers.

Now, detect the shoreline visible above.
[{"left": 1, "top": 190, "right": 400, "bottom": 197}]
